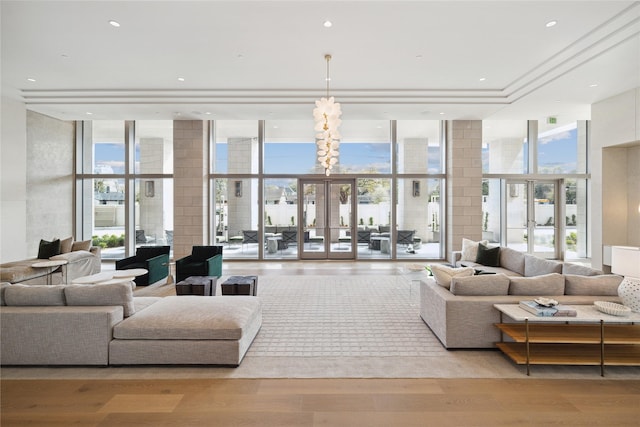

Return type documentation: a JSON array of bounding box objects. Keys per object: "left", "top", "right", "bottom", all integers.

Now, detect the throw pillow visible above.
[
  {"left": 0, "top": 282, "right": 11, "bottom": 306},
  {"left": 37, "top": 239, "right": 61, "bottom": 259},
  {"left": 564, "top": 274, "right": 622, "bottom": 296},
  {"left": 450, "top": 274, "right": 510, "bottom": 296},
  {"left": 71, "top": 240, "right": 92, "bottom": 252},
  {"left": 461, "top": 238, "right": 488, "bottom": 262},
  {"left": 65, "top": 282, "right": 135, "bottom": 317},
  {"left": 476, "top": 243, "right": 500, "bottom": 267},
  {"left": 430, "top": 264, "right": 474, "bottom": 289},
  {"left": 508, "top": 273, "right": 565, "bottom": 296},
  {"left": 523, "top": 254, "right": 562, "bottom": 277},
  {"left": 59, "top": 236, "right": 74, "bottom": 254}
]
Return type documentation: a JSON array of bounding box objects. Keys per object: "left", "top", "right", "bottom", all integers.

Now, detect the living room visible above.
[{"left": 2, "top": 1, "right": 640, "bottom": 425}]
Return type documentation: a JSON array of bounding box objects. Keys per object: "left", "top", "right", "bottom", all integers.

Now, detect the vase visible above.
[{"left": 618, "top": 276, "right": 640, "bottom": 313}]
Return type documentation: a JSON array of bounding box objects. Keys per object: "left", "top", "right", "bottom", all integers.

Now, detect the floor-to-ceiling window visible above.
[
  {"left": 76, "top": 120, "right": 174, "bottom": 260},
  {"left": 482, "top": 119, "right": 590, "bottom": 260}
]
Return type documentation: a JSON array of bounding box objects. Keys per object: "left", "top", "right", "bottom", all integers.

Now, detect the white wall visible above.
[
  {"left": 591, "top": 88, "right": 640, "bottom": 269},
  {"left": 1, "top": 97, "right": 28, "bottom": 262}
]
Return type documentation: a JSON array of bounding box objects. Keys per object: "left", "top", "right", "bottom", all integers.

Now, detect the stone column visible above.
[
  {"left": 173, "top": 121, "right": 209, "bottom": 259},
  {"left": 447, "top": 120, "right": 483, "bottom": 261}
]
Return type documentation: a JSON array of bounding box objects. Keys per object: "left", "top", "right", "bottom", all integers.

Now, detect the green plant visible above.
[
  {"left": 545, "top": 217, "right": 554, "bottom": 226},
  {"left": 566, "top": 232, "right": 578, "bottom": 250},
  {"left": 483, "top": 212, "right": 489, "bottom": 232},
  {"left": 267, "top": 215, "right": 272, "bottom": 225},
  {"left": 340, "top": 216, "right": 344, "bottom": 226},
  {"left": 369, "top": 217, "right": 374, "bottom": 226},
  {"left": 359, "top": 218, "right": 364, "bottom": 226},
  {"left": 91, "top": 234, "right": 125, "bottom": 248},
  {"left": 291, "top": 216, "right": 295, "bottom": 226}
]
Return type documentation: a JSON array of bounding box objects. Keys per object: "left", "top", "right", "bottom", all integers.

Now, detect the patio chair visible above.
[
  {"left": 282, "top": 230, "right": 298, "bottom": 246},
  {"left": 396, "top": 230, "right": 415, "bottom": 248},
  {"left": 242, "top": 230, "right": 259, "bottom": 252},
  {"left": 116, "top": 245, "right": 170, "bottom": 286},
  {"left": 175, "top": 245, "right": 223, "bottom": 282}
]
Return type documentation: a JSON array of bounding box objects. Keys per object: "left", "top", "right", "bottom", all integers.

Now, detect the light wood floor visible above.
[{"left": 2, "top": 378, "right": 640, "bottom": 426}]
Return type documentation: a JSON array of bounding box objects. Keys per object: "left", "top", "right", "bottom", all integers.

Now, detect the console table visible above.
[{"left": 494, "top": 303, "right": 640, "bottom": 376}]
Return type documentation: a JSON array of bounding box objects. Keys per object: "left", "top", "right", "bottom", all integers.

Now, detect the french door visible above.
[
  {"left": 299, "top": 179, "right": 356, "bottom": 260},
  {"left": 505, "top": 180, "right": 560, "bottom": 259}
]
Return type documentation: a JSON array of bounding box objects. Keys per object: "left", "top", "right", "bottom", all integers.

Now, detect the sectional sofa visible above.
[
  {"left": 0, "top": 281, "right": 262, "bottom": 366},
  {"left": 420, "top": 244, "right": 623, "bottom": 349}
]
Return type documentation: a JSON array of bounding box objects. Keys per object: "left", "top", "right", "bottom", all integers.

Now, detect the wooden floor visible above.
[{"left": 2, "top": 378, "right": 640, "bottom": 426}]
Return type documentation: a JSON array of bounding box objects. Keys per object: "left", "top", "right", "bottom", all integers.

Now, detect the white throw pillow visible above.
[
  {"left": 430, "top": 264, "right": 475, "bottom": 289},
  {"left": 461, "top": 238, "right": 488, "bottom": 262}
]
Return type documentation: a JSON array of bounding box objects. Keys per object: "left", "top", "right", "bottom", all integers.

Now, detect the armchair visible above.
[
  {"left": 175, "top": 245, "right": 223, "bottom": 282},
  {"left": 116, "top": 245, "right": 170, "bottom": 286},
  {"left": 396, "top": 230, "right": 415, "bottom": 247}
]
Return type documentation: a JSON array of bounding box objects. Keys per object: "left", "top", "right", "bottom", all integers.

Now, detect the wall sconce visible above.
[{"left": 144, "top": 180, "right": 154, "bottom": 198}]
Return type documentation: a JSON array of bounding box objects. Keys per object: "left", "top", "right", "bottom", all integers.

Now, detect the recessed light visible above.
[
  {"left": 61, "top": 54, "right": 69, "bottom": 59},
  {"left": 108, "top": 20, "right": 120, "bottom": 27},
  {"left": 479, "top": 77, "right": 486, "bottom": 82},
  {"left": 439, "top": 112, "right": 445, "bottom": 115},
  {"left": 86, "top": 112, "right": 93, "bottom": 115},
  {"left": 545, "top": 20, "right": 557, "bottom": 28},
  {"left": 205, "top": 112, "right": 212, "bottom": 115},
  {"left": 323, "top": 20, "right": 333, "bottom": 28},
  {"left": 177, "top": 77, "right": 185, "bottom": 82},
  {"left": 27, "top": 78, "right": 36, "bottom": 82},
  {"left": 589, "top": 83, "right": 598, "bottom": 87},
  {"left": 415, "top": 54, "right": 423, "bottom": 59},
  {"left": 236, "top": 53, "right": 244, "bottom": 59}
]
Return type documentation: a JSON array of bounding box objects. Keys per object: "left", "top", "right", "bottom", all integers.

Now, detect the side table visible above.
[{"left": 32, "top": 260, "right": 68, "bottom": 285}]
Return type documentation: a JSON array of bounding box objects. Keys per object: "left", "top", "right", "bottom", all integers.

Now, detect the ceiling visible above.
[{"left": 2, "top": 1, "right": 639, "bottom": 124}]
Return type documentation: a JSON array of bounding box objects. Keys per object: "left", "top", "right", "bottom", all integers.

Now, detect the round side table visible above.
[{"left": 32, "top": 260, "right": 68, "bottom": 285}]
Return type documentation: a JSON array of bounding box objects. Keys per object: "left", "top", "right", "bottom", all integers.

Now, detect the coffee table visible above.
[
  {"left": 32, "top": 260, "right": 68, "bottom": 285},
  {"left": 494, "top": 303, "right": 640, "bottom": 376}
]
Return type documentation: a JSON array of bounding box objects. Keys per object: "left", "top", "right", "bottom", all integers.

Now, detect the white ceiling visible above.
[{"left": 2, "top": 1, "right": 639, "bottom": 125}]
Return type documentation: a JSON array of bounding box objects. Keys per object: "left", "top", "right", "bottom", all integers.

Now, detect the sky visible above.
[{"left": 94, "top": 126, "right": 578, "bottom": 175}]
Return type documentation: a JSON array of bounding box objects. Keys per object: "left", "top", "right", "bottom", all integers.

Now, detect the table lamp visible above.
[{"left": 611, "top": 246, "right": 640, "bottom": 312}]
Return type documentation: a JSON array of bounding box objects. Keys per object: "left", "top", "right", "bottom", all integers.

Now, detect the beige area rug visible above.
[{"left": 3, "top": 275, "right": 640, "bottom": 380}]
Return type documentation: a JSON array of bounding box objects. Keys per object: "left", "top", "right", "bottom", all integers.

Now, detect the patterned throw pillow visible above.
[
  {"left": 461, "top": 238, "right": 488, "bottom": 262},
  {"left": 430, "top": 264, "right": 475, "bottom": 289}
]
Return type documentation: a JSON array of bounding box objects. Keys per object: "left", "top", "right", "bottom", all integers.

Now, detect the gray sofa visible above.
[
  {"left": 420, "top": 246, "right": 623, "bottom": 349},
  {"left": 0, "top": 246, "right": 101, "bottom": 285},
  {"left": 0, "top": 282, "right": 262, "bottom": 366}
]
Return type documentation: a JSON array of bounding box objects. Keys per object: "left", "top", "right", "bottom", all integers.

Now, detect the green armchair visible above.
[
  {"left": 116, "top": 245, "right": 170, "bottom": 286},
  {"left": 175, "top": 245, "right": 223, "bottom": 282}
]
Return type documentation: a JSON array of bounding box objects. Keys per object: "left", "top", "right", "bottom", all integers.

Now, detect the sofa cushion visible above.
[
  {"left": 59, "top": 236, "right": 74, "bottom": 254},
  {"left": 65, "top": 282, "right": 136, "bottom": 317},
  {"left": 430, "top": 264, "right": 474, "bottom": 289},
  {"left": 72, "top": 240, "right": 92, "bottom": 252},
  {"left": 450, "top": 274, "right": 510, "bottom": 296},
  {"left": 113, "top": 296, "right": 262, "bottom": 340},
  {"left": 37, "top": 239, "right": 61, "bottom": 259},
  {"left": 476, "top": 244, "right": 500, "bottom": 267},
  {"left": 499, "top": 247, "right": 526, "bottom": 276},
  {"left": 524, "top": 255, "right": 562, "bottom": 277},
  {"left": 509, "top": 273, "right": 565, "bottom": 295},
  {"left": 562, "top": 263, "right": 604, "bottom": 276},
  {"left": 4, "top": 284, "right": 67, "bottom": 306},
  {"left": 0, "top": 282, "right": 11, "bottom": 305},
  {"left": 564, "top": 274, "right": 622, "bottom": 296},
  {"left": 461, "top": 238, "right": 488, "bottom": 262}
]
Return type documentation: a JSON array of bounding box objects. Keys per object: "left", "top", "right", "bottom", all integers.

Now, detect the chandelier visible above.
[{"left": 313, "top": 54, "right": 342, "bottom": 176}]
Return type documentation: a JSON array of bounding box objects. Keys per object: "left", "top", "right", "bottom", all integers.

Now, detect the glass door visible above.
[
  {"left": 300, "top": 179, "right": 356, "bottom": 260},
  {"left": 505, "top": 180, "right": 558, "bottom": 259}
]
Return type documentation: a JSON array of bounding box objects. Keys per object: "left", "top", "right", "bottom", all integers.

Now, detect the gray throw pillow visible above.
[
  {"left": 564, "top": 274, "right": 622, "bottom": 296},
  {"left": 523, "top": 255, "right": 562, "bottom": 277},
  {"left": 508, "top": 273, "right": 565, "bottom": 296},
  {"left": 562, "top": 263, "right": 603, "bottom": 276},
  {"left": 65, "top": 282, "right": 135, "bottom": 317},
  {"left": 4, "top": 284, "right": 67, "bottom": 306}
]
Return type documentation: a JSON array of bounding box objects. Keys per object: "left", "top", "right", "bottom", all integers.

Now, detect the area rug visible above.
[{"left": 3, "top": 275, "right": 640, "bottom": 380}]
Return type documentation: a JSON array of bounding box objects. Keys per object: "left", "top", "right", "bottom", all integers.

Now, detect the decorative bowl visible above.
[
  {"left": 534, "top": 297, "right": 558, "bottom": 307},
  {"left": 594, "top": 301, "right": 631, "bottom": 317},
  {"left": 407, "top": 264, "right": 426, "bottom": 272}
]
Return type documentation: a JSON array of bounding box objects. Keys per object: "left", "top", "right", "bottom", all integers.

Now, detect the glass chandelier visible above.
[{"left": 313, "top": 54, "right": 342, "bottom": 176}]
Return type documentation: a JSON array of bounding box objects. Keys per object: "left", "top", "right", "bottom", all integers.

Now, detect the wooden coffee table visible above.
[{"left": 494, "top": 303, "right": 640, "bottom": 376}]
